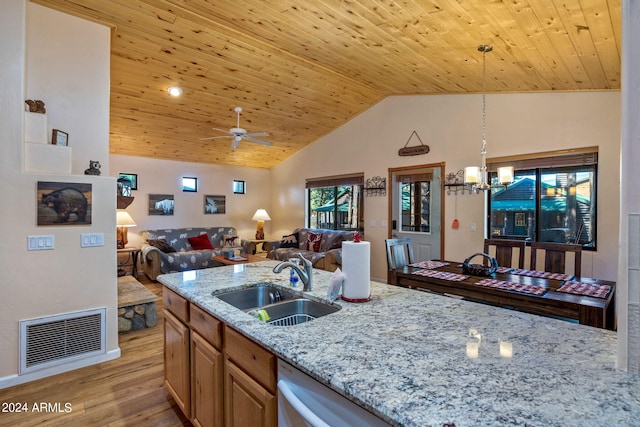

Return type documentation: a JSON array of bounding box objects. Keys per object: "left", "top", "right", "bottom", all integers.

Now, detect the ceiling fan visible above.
[{"left": 200, "top": 106, "right": 272, "bottom": 149}]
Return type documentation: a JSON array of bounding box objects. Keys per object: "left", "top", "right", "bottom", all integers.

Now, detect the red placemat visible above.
[
  {"left": 411, "top": 269, "right": 468, "bottom": 282},
  {"left": 508, "top": 269, "right": 573, "bottom": 281},
  {"left": 409, "top": 260, "right": 450, "bottom": 270},
  {"left": 474, "top": 278, "right": 547, "bottom": 296},
  {"left": 556, "top": 281, "right": 612, "bottom": 298}
]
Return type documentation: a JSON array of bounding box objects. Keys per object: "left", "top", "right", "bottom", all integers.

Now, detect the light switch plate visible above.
[
  {"left": 28, "top": 235, "right": 54, "bottom": 251},
  {"left": 81, "top": 233, "right": 104, "bottom": 247}
]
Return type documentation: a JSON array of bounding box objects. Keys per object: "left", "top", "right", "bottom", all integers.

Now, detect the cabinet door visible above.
[
  {"left": 224, "top": 360, "right": 276, "bottom": 427},
  {"left": 191, "top": 331, "right": 223, "bottom": 427},
  {"left": 164, "top": 309, "right": 190, "bottom": 417}
]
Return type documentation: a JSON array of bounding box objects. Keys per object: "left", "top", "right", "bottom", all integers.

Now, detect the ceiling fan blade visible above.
[
  {"left": 199, "top": 135, "right": 233, "bottom": 140},
  {"left": 211, "top": 127, "right": 232, "bottom": 134},
  {"left": 246, "top": 131, "right": 269, "bottom": 137},
  {"left": 245, "top": 136, "right": 272, "bottom": 146}
]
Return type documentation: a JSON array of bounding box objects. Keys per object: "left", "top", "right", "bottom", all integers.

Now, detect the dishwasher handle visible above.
[{"left": 277, "top": 379, "right": 331, "bottom": 427}]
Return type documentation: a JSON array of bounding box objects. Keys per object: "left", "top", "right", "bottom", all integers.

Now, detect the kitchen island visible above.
[{"left": 158, "top": 261, "right": 640, "bottom": 427}]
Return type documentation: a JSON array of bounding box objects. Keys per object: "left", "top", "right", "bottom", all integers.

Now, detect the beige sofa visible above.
[{"left": 266, "top": 227, "right": 356, "bottom": 271}]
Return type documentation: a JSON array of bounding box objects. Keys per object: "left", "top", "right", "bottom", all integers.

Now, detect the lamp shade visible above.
[
  {"left": 251, "top": 209, "right": 271, "bottom": 222},
  {"left": 464, "top": 166, "right": 480, "bottom": 185},
  {"left": 497, "top": 166, "right": 514, "bottom": 185},
  {"left": 116, "top": 210, "right": 137, "bottom": 227}
]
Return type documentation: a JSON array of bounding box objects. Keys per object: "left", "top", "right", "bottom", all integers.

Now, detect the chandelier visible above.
[{"left": 464, "top": 45, "right": 513, "bottom": 191}]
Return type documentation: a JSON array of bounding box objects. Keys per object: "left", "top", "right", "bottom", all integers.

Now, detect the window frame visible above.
[
  {"left": 486, "top": 148, "right": 598, "bottom": 251},
  {"left": 305, "top": 173, "right": 364, "bottom": 231}
]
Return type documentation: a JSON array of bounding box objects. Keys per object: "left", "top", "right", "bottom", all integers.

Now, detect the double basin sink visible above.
[{"left": 215, "top": 283, "right": 340, "bottom": 326}]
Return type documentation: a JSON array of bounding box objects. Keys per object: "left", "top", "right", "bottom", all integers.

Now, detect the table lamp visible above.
[
  {"left": 251, "top": 209, "right": 271, "bottom": 240},
  {"left": 116, "top": 209, "right": 137, "bottom": 249}
]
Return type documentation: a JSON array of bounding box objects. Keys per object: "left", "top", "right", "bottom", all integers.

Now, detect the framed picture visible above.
[
  {"left": 148, "top": 194, "right": 174, "bottom": 216},
  {"left": 118, "top": 173, "right": 138, "bottom": 191},
  {"left": 37, "top": 181, "right": 92, "bottom": 225},
  {"left": 204, "top": 195, "right": 226, "bottom": 214},
  {"left": 51, "top": 129, "right": 68, "bottom": 146},
  {"left": 182, "top": 177, "right": 198, "bottom": 192}
]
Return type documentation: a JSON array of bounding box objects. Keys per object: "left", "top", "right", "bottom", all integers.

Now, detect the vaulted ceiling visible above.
[{"left": 33, "top": 0, "right": 621, "bottom": 169}]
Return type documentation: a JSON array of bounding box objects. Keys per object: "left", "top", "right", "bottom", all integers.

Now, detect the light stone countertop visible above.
[{"left": 157, "top": 261, "right": 640, "bottom": 427}]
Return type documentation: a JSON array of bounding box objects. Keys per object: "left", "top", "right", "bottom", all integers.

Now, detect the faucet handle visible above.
[{"left": 298, "top": 253, "right": 312, "bottom": 267}]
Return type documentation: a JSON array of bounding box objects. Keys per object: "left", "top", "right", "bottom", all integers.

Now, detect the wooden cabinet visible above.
[
  {"left": 224, "top": 326, "right": 276, "bottom": 427},
  {"left": 162, "top": 286, "right": 277, "bottom": 427},
  {"left": 224, "top": 360, "right": 276, "bottom": 427},
  {"left": 163, "top": 309, "right": 190, "bottom": 416},
  {"left": 191, "top": 331, "right": 223, "bottom": 427}
]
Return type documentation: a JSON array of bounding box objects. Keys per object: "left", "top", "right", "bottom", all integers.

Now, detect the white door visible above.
[{"left": 390, "top": 166, "right": 443, "bottom": 261}]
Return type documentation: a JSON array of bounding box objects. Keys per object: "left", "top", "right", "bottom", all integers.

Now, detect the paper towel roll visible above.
[
  {"left": 24, "top": 112, "right": 48, "bottom": 144},
  {"left": 341, "top": 241, "right": 370, "bottom": 301}
]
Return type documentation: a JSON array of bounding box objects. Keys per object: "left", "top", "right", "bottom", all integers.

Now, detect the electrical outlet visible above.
[{"left": 470, "top": 223, "right": 477, "bottom": 232}]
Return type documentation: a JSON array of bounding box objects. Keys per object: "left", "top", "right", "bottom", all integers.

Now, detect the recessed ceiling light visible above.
[{"left": 167, "top": 86, "right": 183, "bottom": 96}]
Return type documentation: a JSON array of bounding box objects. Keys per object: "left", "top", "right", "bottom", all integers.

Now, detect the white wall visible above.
[
  {"left": 110, "top": 154, "right": 272, "bottom": 248},
  {"left": 272, "top": 92, "right": 621, "bottom": 282},
  {"left": 0, "top": 1, "right": 117, "bottom": 388}
]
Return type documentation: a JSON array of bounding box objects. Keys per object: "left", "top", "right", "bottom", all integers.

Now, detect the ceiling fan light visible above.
[{"left": 167, "top": 86, "right": 183, "bottom": 96}]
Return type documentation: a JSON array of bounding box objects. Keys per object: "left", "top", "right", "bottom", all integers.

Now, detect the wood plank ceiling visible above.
[{"left": 32, "top": 0, "right": 621, "bottom": 169}]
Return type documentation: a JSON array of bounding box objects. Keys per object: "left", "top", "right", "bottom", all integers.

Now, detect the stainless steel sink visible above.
[
  {"left": 215, "top": 284, "right": 296, "bottom": 311},
  {"left": 263, "top": 298, "right": 341, "bottom": 326}
]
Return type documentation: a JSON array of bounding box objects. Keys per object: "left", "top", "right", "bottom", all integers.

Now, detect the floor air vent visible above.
[{"left": 20, "top": 308, "right": 106, "bottom": 374}]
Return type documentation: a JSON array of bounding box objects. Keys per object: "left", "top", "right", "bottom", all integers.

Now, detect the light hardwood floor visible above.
[{"left": 0, "top": 277, "right": 191, "bottom": 427}]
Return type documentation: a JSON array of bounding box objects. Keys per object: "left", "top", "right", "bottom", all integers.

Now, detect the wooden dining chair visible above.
[
  {"left": 385, "top": 238, "right": 414, "bottom": 285},
  {"left": 529, "top": 242, "right": 582, "bottom": 277},
  {"left": 483, "top": 239, "right": 526, "bottom": 269}
]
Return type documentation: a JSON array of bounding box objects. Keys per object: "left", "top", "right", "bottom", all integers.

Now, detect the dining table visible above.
[{"left": 394, "top": 260, "right": 616, "bottom": 330}]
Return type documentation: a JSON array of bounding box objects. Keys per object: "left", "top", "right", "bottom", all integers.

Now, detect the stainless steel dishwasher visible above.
[{"left": 277, "top": 359, "right": 392, "bottom": 427}]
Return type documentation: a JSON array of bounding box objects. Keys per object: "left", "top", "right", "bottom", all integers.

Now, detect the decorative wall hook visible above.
[{"left": 365, "top": 176, "right": 386, "bottom": 196}]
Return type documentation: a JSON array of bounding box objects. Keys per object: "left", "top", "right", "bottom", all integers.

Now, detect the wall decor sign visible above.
[
  {"left": 204, "top": 195, "right": 226, "bottom": 214},
  {"left": 398, "top": 130, "right": 430, "bottom": 156},
  {"left": 51, "top": 129, "right": 69, "bottom": 146},
  {"left": 148, "top": 194, "right": 174, "bottom": 216},
  {"left": 118, "top": 173, "right": 138, "bottom": 191},
  {"left": 37, "top": 181, "right": 92, "bottom": 225}
]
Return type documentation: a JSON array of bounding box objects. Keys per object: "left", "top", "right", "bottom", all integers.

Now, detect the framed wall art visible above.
[
  {"left": 204, "top": 195, "right": 226, "bottom": 214},
  {"left": 37, "top": 181, "right": 92, "bottom": 225},
  {"left": 148, "top": 194, "right": 174, "bottom": 216},
  {"left": 51, "top": 129, "right": 68, "bottom": 146}
]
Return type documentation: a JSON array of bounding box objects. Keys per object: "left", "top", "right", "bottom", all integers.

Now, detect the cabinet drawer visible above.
[
  {"left": 190, "top": 303, "right": 222, "bottom": 350},
  {"left": 224, "top": 325, "right": 276, "bottom": 393},
  {"left": 163, "top": 287, "right": 189, "bottom": 323}
]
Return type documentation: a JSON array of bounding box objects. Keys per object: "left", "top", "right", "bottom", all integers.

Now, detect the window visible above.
[
  {"left": 487, "top": 148, "right": 597, "bottom": 249},
  {"left": 182, "top": 177, "right": 197, "bottom": 192},
  {"left": 306, "top": 174, "right": 364, "bottom": 231},
  {"left": 398, "top": 171, "right": 433, "bottom": 233},
  {"left": 233, "top": 180, "right": 245, "bottom": 194}
]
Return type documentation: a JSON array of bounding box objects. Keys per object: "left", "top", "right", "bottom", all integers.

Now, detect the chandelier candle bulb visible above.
[{"left": 341, "top": 240, "right": 371, "bottom": 302}]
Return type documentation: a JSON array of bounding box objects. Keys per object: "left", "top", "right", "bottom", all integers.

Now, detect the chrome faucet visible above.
[{"left": 273, "top": 253, "right": 313, "bottom": 291}]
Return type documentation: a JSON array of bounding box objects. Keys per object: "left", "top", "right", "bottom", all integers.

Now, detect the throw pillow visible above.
[
  {"left": 147, "top": 239, "right": 176, "bottom": 253},
  {"left": 306, "top": 232, "right": 323, "bottom": 252},
  {"left": 188, "top": 233, "right": 214, "bottom": 250},
  {"left": 223, "top": 234, "right": 239, "bottom": 248},
  {"left": 280, "top": 232, "right": 299, "bottom": 249}
]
